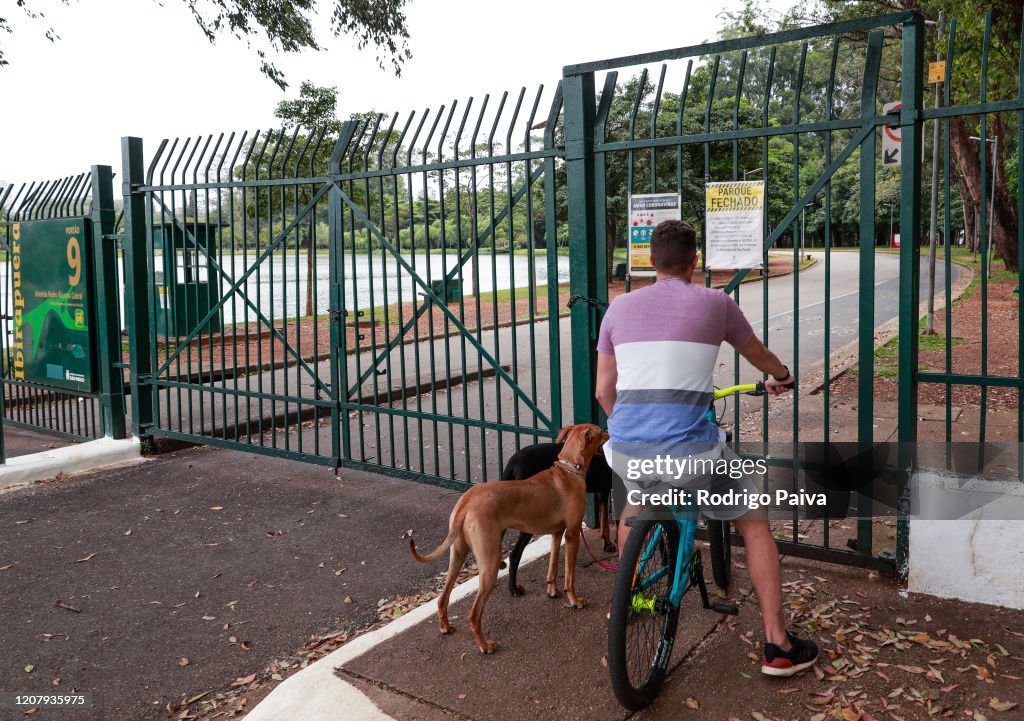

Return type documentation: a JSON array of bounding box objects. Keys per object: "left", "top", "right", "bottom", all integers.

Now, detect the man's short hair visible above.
[{"left": 650, "top": 220, "right": 697, "bottom": 273}]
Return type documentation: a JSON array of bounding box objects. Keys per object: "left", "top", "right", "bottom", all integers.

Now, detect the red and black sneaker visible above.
[{"left": 761, "top": 632, "right": 818, "bottom": 677}]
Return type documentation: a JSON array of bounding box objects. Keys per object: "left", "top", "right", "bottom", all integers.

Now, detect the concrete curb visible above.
[
  {"left": 243, "top": 535, "right": 557, "bottom": 721},
  {"left": 0, "top": 436, "right": 145, "bottom": 489}
]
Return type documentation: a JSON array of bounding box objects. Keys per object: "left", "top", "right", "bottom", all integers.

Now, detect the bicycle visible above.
[{"left": 606, "top": 380, "right": 789, "bottom": 710}]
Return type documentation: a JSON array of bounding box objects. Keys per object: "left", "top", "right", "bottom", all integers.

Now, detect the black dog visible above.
[{"left": 499, "top": 441, "right": 614, "bottom": 596}]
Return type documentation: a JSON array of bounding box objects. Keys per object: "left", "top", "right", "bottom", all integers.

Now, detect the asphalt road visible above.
[
  {"left": 0, "top": 446, "right": 460, "bottom": 721},
  {"left": 717, "top": 251, "right": 960, "bottom": 386}
]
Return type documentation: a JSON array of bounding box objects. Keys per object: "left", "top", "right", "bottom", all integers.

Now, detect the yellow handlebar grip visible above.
[{"left": 713, "top": 384, "right": 758, "bottom": 399}]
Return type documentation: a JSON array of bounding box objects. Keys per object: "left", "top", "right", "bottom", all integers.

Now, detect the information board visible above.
[
  {"left": 705, "top": 181, "right": 765, "bottom": 269},
  {"left": 9, "top": 218, "right": 95, "bottom": 392},
  {"left": 628, "top": 193, "right": 681, "bottom": 277}
]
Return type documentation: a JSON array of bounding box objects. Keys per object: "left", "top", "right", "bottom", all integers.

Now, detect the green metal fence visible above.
[
  {"left": 120, "top": 85, "right": 568, "bottom": 482},
  {"left": 121, "top": 130, "right": 341, "bottom": 464},
  {"left": 330, "top": 88, "right": 566, "bottom": 486},
  {"left": 0, "top": 170, "right": 127, "bottom": 453},
  {"left": 916, "top": 11, "right": 1024, "bottom": 467},
  {"left": 562, "top": 11, "right": 929, "bottom": 572},
  {"left": 6, "top": 10, "right": 1019, "bottom": 575}
]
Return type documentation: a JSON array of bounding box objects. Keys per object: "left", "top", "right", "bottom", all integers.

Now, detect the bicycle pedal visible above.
[{"left": 709, "top": 602, "right": 739, "bottom": 616}]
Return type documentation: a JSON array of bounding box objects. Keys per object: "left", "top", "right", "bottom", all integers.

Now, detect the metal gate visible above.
[
  {"left": 120, "top": 85, "right": 567, "bottom": 479},
  {"left": 561, "top": 11, "right": 928, "bottom": 572},
  {"left": 121, "top": 131, "right": 341, "bottom": 464},
  {"left": 96, "top": 8, "right": 1021, "bottom": 574},
  {"left": 329, "top": 88, "right": 566, "bottom": 486}
]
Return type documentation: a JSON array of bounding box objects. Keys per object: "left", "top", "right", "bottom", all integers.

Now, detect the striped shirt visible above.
[{"left": 597, "top": 277, "right": 754, "bottom": 448}]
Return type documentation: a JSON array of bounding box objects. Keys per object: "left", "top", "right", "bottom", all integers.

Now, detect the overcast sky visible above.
[{"left": 1, "top": 0, "right": 793, "bottom": 183}]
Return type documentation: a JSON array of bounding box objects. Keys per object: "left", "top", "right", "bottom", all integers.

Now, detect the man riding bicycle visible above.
[{"left": 595, "top": 219, "right": 818, "bottom": 677}]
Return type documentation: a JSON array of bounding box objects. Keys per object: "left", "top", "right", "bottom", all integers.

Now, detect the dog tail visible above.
[{"left": 408, "top": 510, "right": 464, "bottom": 564}]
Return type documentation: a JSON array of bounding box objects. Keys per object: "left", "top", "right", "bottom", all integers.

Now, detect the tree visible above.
[
  {"left": 805, "top": 0, "right": 1022, "bottom": 271},
  {"left": 274, "top": 81, "right": 342, "bottom": 317},
  {"left": 1, "top": 0, "right": 411, "bottom": 88}
]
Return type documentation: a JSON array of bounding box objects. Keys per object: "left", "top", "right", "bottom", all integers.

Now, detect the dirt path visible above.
[{"left": 831, "top": 259, "right": 1020, "bottom": 411}]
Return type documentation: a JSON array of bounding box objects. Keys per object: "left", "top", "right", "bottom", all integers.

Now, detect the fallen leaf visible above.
[
  {"left": 210, "top": 506, "right": 224, "bottom": 511},
  {"left": 988, "top": 699, "right": 1017, "bottom": 713},
  {"left": 202, "top": 615, "right": 215, "bottom": 621},
  {"left": 124, "top": 529, "right": 132, "bottom": 536},
  {"left": 841, "top": 704, "right": 862, "bottom": 721},
  {"left": 178, "top": 658, "right": 189, "bottom": 667},
  {"left": 0, "top": 563, "right": 13, "bottom": 571},
  {"left": 685, "top": 697, "right": 699, "bottom": 709},
  {"left": 457, "top": 693, "right": 467, "bottom": 700},
  {"left": 55, "top": 600, "right": 81, "bottom": 613},
  {"left": 51, "top": 678, "right": 60, "bottom": 686},
  {"left": 75, "top": 553, "right": 96, "bottom": 563},
  {"left": 751, "top": 711, "right": 771, "bottom": 721},
  {"left": 24, "top": 665, "right": 34, "bottom": 673},
  {"left": 600, "top": 656, "right": 608, "bottom": 668},
  {"left": 231, "top": 674, "right": 256, "bottom": 687},
  {"left": 897, "top": 664, "right": 926, "bottom": 674}
]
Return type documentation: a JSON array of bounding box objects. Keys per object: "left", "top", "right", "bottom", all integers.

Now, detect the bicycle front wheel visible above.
[{"left": 607, "top": 514, "right": 682, "bottom": 710}]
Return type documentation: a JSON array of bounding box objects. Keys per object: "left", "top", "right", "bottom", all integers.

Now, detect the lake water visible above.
[{"left": 0, "top": 252, "right": 569, "bottom": 331}]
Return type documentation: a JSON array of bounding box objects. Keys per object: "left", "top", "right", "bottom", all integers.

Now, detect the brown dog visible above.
[{"left": 408, "top": 424, "right": 608, "bottom": 654}]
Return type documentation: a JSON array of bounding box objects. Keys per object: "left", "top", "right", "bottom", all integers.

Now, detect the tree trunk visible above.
[
  {"left": 954, "top": 173, "right": 974, "bottom": 252},
  {"left": 606, "top": 216, "right": 618, "bottom": 280},
  {"left": 949, "top": 118, "right": 1018, "bottom": 272}
]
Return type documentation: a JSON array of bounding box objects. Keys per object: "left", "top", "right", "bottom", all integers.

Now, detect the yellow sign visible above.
[
  {"left": 928, "top": 61, "right": 947, "bottom": 84},
  {"left": 705, "top": 181, "right": 765, "bottom": 269}
]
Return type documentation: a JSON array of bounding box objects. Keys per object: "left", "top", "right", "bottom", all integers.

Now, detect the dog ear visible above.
[
  {"left": 555, "top": 426, "right": 572, "bottom": 443},
  {"left": 583, "top": 426, "right": 593, "bottom": 443}
]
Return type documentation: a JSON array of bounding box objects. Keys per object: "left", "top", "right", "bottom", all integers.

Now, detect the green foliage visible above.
[{"left": 3, "top": 1, "right": 411, "bottom": 88}]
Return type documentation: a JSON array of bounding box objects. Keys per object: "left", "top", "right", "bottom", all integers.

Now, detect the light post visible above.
[
  {"left": 888, "top": 200, "right": 896, "bottom": 247},
  {"left": 743, "top": 167, "right": 763, "bottom": 181},
  {"left": 969, "top": 134, "right": 998, "bottom": 279}
]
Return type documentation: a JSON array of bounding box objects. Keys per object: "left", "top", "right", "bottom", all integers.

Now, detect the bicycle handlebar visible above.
[{"left": 712, "top": 379, "right": 795, "bottom": 400}]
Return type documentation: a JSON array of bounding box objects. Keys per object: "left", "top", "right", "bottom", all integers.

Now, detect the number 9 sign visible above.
[{"left": 67, "top": 236, "right": 82, "bottom": 286}]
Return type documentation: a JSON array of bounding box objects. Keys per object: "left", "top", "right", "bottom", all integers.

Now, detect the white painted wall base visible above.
[
  {"left": 0, "top": 436, "right": 144, "bottom": 488},
  {"left": 908, "top": 471, "right": 1024, "bottom": 610}
]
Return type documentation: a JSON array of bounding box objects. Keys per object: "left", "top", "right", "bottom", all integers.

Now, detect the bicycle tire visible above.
[
  {"left": 707, "top": 519, "right": 732, "bottom": 589},
  {"left": 608, "top": 514, "right": 682, "bottom": 710}
]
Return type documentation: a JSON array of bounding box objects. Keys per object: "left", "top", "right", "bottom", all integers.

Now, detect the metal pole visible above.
[
  {"left": 987, "top": 135, "right": 997, "bottom": 279},
  {"left": 925, "top": 15, "right": 943, "bottom": 335}
]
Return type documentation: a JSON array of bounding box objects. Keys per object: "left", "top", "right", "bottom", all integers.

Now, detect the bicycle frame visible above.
[{"left": 633, "top": 382, "right": 766, "bottom": 611}]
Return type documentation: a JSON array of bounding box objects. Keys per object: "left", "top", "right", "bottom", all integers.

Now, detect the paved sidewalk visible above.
[{"left": 243, "top": 528, "right": 1024, "bottom": 721}]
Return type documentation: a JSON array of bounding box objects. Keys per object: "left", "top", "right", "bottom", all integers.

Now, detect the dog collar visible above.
[{"left": 555, "top": 459, "right": 587, "bottom": 479}]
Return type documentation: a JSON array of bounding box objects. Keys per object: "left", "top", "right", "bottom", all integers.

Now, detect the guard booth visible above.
[{"left": 152, "top": 221, "right": 223, "bottom": 337}]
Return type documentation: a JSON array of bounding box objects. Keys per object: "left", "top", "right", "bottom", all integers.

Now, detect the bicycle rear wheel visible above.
[
  {"left": 707, "top": 519, "right": 732, "bottom": 589},
  {"left": 607, "top": 514, "right": 681, "bottom": 710}
]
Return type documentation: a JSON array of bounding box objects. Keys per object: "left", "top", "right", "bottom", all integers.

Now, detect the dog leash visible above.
[{"left": 579, "top": 526, "right": 618, "bottom": 572}]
